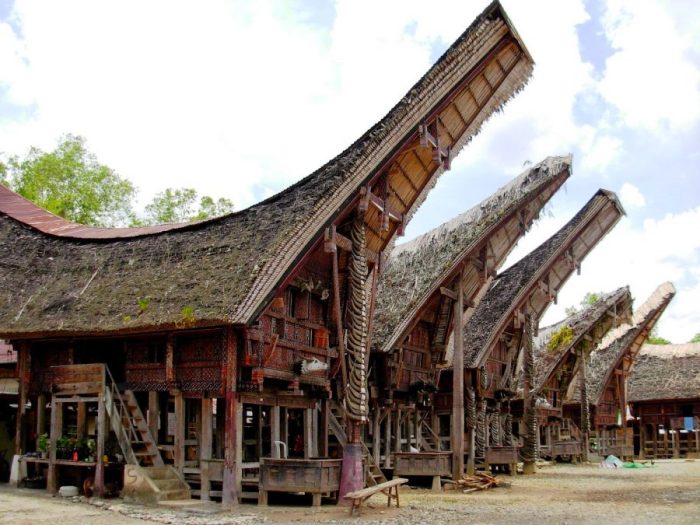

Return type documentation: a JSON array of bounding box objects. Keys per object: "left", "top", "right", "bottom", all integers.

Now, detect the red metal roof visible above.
[{"left": 0, "top": 184, "right": 201, "bottom": 239}]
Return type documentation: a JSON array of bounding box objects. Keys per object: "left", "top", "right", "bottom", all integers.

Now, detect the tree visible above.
[
  {"left": 3, "top": 134, "right": 235, "bottom": 227},
  {"left": 564, "top": 291, "right": 606, "bottom": 317},
  {"left": 689, "top": 332, "right": 700, "bottom": 344},
  {"left": 142, "top": 188, "right": 234, "bottom": 225},
  {"left": 3, "top": 134, "right": 137, "bottom": 227},
  {"left": 646, "top": 326, "right": 671, "bottom": 345}
]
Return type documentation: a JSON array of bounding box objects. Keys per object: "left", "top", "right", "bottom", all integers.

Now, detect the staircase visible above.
[
  {"left": 104, "top": 367, "right": 191, "bottom": 502},
  {"left": 561, "top": 418, "right": 582, "bottom": 443},
  {"left": 417, "top": 413, "right": 441, "bottom": 452},
  {"left": 327, "top": 401, "right": 388, "bottom": 487}
]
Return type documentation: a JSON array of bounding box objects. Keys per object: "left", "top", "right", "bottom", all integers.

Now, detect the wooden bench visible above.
[{"left": 343, "top": 478, "right": 408, "bottom": 516}]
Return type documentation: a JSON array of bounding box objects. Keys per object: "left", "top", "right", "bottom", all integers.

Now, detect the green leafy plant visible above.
[
  {"left": 547, "top": 325, "right": 574, "bottom": 353},
  {"left": 137, "top": 296, "right": 151, "bottom": 314},
  {"left": 37, "top": 433, "right": 49, "bottom": 453},
  {"left": 180, "top": 305, "right": 195, "bottom": 326}
]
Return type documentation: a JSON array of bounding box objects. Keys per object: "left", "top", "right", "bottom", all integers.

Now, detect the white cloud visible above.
[
  {"left": 599, "top": 0, "right": 700, "bottom": 133},
  {"left": 619, "top": 182, "right": 646, "bottom": 209}
]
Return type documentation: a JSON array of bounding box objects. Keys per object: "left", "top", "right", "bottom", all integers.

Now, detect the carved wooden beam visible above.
[{"left": 324, "top": 226, "right": 379, "bottom": 264}]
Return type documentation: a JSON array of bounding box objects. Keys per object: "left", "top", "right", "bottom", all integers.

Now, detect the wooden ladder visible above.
[
  {"left": 103, "top": 368, "right": 163, "bottom": 467},
  {"left": 418, "top": 414, "right": 441, "bottom": 452},
  {"left": 327, "top": 401, "right": 388, "bottom": 487}
]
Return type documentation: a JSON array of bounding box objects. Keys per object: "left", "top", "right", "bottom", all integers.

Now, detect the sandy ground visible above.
[{"left": 1, "top": 459, "right": 698, "bottom": 524}]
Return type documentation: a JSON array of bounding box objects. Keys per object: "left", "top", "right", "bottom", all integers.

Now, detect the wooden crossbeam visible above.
[{"left": 324, "top": 226, "right": 378, "bottom": 263}]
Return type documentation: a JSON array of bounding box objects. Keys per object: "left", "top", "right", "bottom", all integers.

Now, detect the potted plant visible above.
[
  {"left": 85, "top": 438, "right": 96, "bottom": 462},
  {"left": 37, "top": 433, "right": 49, "bottom": 459},
  {"left": 56, "top": 436, "right": 70, "bottom": 459}
]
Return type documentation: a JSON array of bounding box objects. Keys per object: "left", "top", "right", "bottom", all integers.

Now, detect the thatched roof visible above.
[
  {"left": 575, "top": 282, "right": 676, "bottom": 405},
  {"left": 372, "top": 155, "right": 571, "bottom": 352},
  {"left": 532, "top": 286, "right": 632, "bottom": 393},
  {"left": 462, "top": 189, "right": 625, "bottom": 369},
  {"left": 628, "top": 344, "right": 700, "bottom": 402},
  {"left": 0, "top": 1, "right": 534, "bottom": 338}
]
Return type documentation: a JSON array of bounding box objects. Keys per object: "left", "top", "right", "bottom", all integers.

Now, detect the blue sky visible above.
[{"left": 0, "top": 0, "right": 698, "bottom": 341}]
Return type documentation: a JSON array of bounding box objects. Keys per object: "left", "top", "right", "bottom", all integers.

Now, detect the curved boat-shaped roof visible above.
[
  {"left": 0, "top": 1, "right": 533, "bottom": 337},
  {"left": 373, "top": 155, "right": 571, "bottom": 353},
  {"left": 461, "top": 189, "right": 625, "bottom": 369},
  {"left": 532, "top": 286, "right": 632, "bottom": 394},
  {"left": 581, "top": 282, "right": 676, "bottom": 405}
]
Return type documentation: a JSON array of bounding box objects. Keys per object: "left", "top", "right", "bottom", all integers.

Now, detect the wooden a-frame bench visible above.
[{"left": 343, "top": 478, "right": 408, "bottom": 516}]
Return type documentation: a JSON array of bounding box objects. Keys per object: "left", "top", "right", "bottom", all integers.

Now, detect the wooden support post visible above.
[
  {"left": 36, "top": 393, "right": 46, "bottom": 449},
  {"left": 94, "top": 396, "right": 106, "bottom": 497},
  {"left": 200, "top": 397, "right": 213, "bottom": 501},
  {"left": 394, "top": 408, "right": 402, "bottom": 453},
  {"left": 148, "top": 391, "right": 159, "bottom": 442},
  {"left": 47, "top": 395, "right": 59, "bottom": 493},
  {"left": 466, "top": 428, "right": 476, "bottom": 475},
  {"left": 452, "top": 272, "right": 465, "bottom": 480},
  {"left": 319, "top": 400, "right": 329, "bottom": 458},
  {"left": 222, "top": 394, "right": 241, "bottom": 506},
  {"left": 414, "top": 410, "right": 422, "bottom": 450},
  {"left": 280, "top": 407, "right": 288, "bottom": 447},
  {"left": 304, "top": 408, "right": 314, "bottom": 458},
  {"left": 331, "top": 245, "right": 348, "bottom": 393},
  {"left": 222, "top": 326, "right": 240, "bottom": 507},
  {"left": 271, "top": 405, "right": 281, "bottom": 458},
  {"left": 216, "top": 397, "right": 225, "bottom": 458},
  {"left": 77, "top": 402, "right": 87, "bottom": 440},
  {"left": 431, "top": 411, "right": 440, "bottom": 451},
  {"left": 673, "top": 430, "right": 680, "bottom": 459},
  {"left": 159, "top": 392, "right": 169, "bottom": 445},
  {"left": 639, "top": 420, "right": 646, "bottom": 459},
  {"left": 174, "top": 392, "right": 185, "bottom": 473},
  {"left": 15, "top": 343, "right": 29, "bottom": 455},
  {"left": 312, "top": 405, "right": 319, "bottom": 457},
  {"left": 256, "top": 406, "right": 263, "bottom": 460},
  {"left": 165, "top": 335, "right": 175, "bottom": 385},
  {"left": 373, "top": 407, "right": 381, "bottom": 464},
  {"left": 384, "top": 409, "right": 392, "bottom": 468}
]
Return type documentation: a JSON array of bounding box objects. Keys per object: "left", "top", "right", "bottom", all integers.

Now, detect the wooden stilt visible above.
[
  {"left": 319, "top": 400, "right": 329, "bottom": 458},
  {"left": 222, "top": 325, "right": 240, "bottom": 506},
  {"left": 312, "top": 404, "right": 319, "bottom": 457},
  {"left": 384, "top": 409, "right": 392, "bottom": 468},
  {"left": 394, "top": 408, "right": 402, "bottom": 453},
  {"left": 466, "top": 429, "right": 475, "bottom": 475},
  {"left": 77, "top": 402, "right": 87, "bottom": 440},
  {"left": 304, "top": 408, "right": 314, "bottom": 458},
  {"left": 47, "top": 395, "right": 58, "bottom": 493},
  {"left": 281, "top": 407, "right": 288, "bottom": 447},
  {"left": 215, "top": 398, "right": 225, "bottom": 459},
  {"left": 15, "top": 343, "right": 29, "bottom": 455},
  {"left": 373, "top": 407, "right": 381, "bottom": 463},
  {"left": 174, "top": 391, "right": 185, "bottom": 473},
  {"left": 200, "top": 397, "right": 213, "bottom": 501},
  {"left": 36, "top": 393, "right": 46, "bottom": 450},
  {"left": 271, "top": 405, "right": 281, "bottom": 458},
  {"left": 222, "top": 393, "right": 241, "bottom": 506},
  {"left": 94, "top": 396, "right": 106, "bottom": 497},
  {"left": 452, "top": 271, "right": 465, "bottom": 480},
  {"left": 148, "top": 391, "right": 159, "bottom": 442}
]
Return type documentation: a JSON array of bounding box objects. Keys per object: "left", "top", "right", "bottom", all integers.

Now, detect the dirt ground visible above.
[{"left": 1, "top": 459, "right": 698, "bottom": 525}]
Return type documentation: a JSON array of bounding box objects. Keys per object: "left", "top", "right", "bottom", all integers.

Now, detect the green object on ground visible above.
[{"left": 623, "top": 462, "right": 654, "bottom": 468}]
